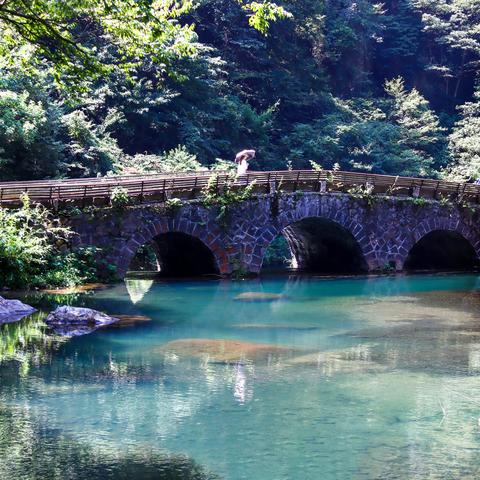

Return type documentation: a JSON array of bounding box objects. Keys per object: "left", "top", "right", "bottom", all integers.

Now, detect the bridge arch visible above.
[
  {"left": 113, "top": 216, "right": 227, "bottom": 278},
  {"left": 261, "top": 216, "right": 369, "bottom": 273},
  {"left": 401, "top": 219, "right": 480, "bottom": 271},
  {"left": 248, "top": 195, "right": 373, "bottom": 274}
]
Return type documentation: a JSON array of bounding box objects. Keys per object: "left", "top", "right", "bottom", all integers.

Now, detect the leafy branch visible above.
[{"left": 202, "top": 173, "right": 256, "bottom": 220}]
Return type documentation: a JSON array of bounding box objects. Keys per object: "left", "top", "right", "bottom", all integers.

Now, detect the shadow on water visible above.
[
  {"left": 0, "top": 407, "right": 220, "bottom": 480},
  {"left": 0, "top": 316, "right": 223, "bottom": 479}
]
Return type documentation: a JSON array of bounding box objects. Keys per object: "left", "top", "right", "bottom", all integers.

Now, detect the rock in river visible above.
[
  {"left": 234, "top": 292, "right": 286, "bottom": 302},
  {"left": 0, "top": 296, "right": 36, "bottom": 324},
  {"left": 45, "top": 306, "right": 119, "bottom": 337},
  {"left": 157, "top": 338, "right": 294, "bottom": 364}
]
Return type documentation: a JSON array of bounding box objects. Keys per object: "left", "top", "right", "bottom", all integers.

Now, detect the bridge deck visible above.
[{"left": 0, "top": 170, "right": 478, "bottom": 207}]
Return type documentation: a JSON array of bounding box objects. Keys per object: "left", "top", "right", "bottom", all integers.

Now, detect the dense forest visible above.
[{"left": 0, "top": 0, "right": 479, "bottom": 181}]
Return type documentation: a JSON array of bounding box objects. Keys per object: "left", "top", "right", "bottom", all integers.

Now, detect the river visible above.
[{"left": 1, "top": 274, "right": 480, "bottom": 479}]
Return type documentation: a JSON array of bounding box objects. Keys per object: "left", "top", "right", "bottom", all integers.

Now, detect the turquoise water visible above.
[{"left": 2, "top": 274, "right": 480, "bottom": 479}]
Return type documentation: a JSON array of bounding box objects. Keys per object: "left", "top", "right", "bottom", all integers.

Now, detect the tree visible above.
[
  {"left": 374, "top": 0, "right": 423, "bottom": 83},
  {"left": 412, "top": 0, "right": 480, "bottom": 100},
  {"left": 0, "top": 0, "right": 290, "bottom": 90},
  {"left": 447, "top": 84, "right": 480, "bottom": 180},
  {"left": 0, "top": 87, "right": 63, "bottom": 179},
  {"left": 385, "top": 76, "right": 447, "bottom": 174},
  {"left": 284, "top": 78, "right": 447, "bottom": 177},
  {"left": 0, "top": 0, "right": 197, "bottom": 89},
  {"left": 322, "top": 0, "right": 385, "bottom": 94}
]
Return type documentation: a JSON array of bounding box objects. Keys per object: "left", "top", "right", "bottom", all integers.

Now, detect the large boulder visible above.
[
  {"left": 0, "top": 296, "right": 36, "bottom": 324},
  {"left": 45, "top": 306, "right": 119, "bottom": 337}
]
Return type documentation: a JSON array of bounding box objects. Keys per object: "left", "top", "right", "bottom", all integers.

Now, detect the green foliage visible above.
[
  {"left": 210, "top": 158, "right": 237, "bottom": 173},
  {"left": 0, "top": 0, "right": 288, "bottom": 92},
  {"left": 438, "top": 193, "right": 451, "bottom": 207},
  {"left": 412, "top": 0, "right": 480, "bottom": 98},
  {"left": 323, "top": 0, "right": 385, "bottom": 94},
  {"left": 62, "top": 111, "right": 123, "bottom": 177},
  {"left": 286, "top": 82, "right": 446, "bottom": 177},
  {"left": 242, "top": 2, "right": 292, "bottom": 35},
  {"left": 262, "top": 235, "right": 291, "bottom": 268},
  {"left": 110, "top": 186, "right": 131, "bottom": 208},
  {"left": 447, "top": 84, "right": 480, "bottom": 180},
  {"left": 385, "top": 77, "right": 447, "bottom": 174},
  {"left": 0, "top": 0, "right": 197, "bottom": 90},
  {"left": 202, "top": 173, "right": 256, "bottom": 219},
  {"left": 407, "top": 196, "right": 427, "bottom": 207},
  {"left": 39, "top": 246, "right": 115, "bottom": 287},
  {"left": 347, "top": 183, "right": 376, "bottom": 207},
  {"left": 0, "top": 195, "right": 107, "bottom": 288},
  {"left": 165, "top": 197, "right": 184, "bottom": 212},
  {"left": 0, "top": 88, "right": 62, "bottom": 179},
  {"left": 310, "top": 161, "right": 323, "bottom": 171},
  {"left": 120, "top": 146, "right": 204, "bottom": 175},
  {"left": 0, "top": 194, "right": 69, "bottom": 287}
]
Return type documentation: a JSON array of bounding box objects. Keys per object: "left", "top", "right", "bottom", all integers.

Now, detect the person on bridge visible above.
[{"left": 235, "top": 149, "right": 255, "bottom": 175}]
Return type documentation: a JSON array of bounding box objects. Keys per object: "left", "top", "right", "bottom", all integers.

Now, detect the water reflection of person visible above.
[
  {"left": 235, "top": 149, "right": 256, "bottom": 175},
  {"left": 234, "top": 361, "right": 246, "bottom": 404}
]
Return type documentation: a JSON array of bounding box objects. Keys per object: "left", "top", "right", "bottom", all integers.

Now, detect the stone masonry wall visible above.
[{"left": 69, "top": 193, "right": 480, "bottom": 278}]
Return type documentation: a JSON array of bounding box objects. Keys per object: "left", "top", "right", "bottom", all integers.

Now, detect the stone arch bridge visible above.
[
  {"left": 1, "top": 169, "right": 479, "bottom": 277},
  {"left": 70, "top": 192, "right": 480, "bottom": 278}
]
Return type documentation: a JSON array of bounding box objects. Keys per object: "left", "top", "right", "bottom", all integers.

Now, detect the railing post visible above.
[
  {"left": 316, "top": 171, "right": 321, "bottom": 192},
  {"left": 82, "top": 185, "right": 87, "bottom": 208},
  {"left": 293, "top": 171, "right": 300, "bottom": 191},
  {"left": 456, "top": 182, "right": 464, "bottom": 202},
  {"left": 192, "top": 176, "right": 198, "bottom": 199},
  {"left": 433, "top": 181, "right": 440, "bottom": 199},
  {"left": 266, "top": 172, "right": 271, "bottom": 193},
  {"left": 162, "top": 178, "right": 167, "bottom": 201},
  {"left": 140, "top": 181, "right": 144, "bottom": 203}
]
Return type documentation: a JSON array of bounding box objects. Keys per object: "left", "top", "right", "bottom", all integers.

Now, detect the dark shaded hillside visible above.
[{"left": 0, "top": 0, "right": 479, "bottom": 180}]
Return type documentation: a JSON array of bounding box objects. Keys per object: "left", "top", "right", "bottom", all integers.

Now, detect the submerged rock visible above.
[
  {"left": 45, "top": 306, "right": 119, "bottom": 337},
  {"left": 233, "top": 323, "right": 318, "bottom": 331},
  {"left": 109, "top": 314, "right": 152, "bottom": 328},
  {"left": 234, "top": 292, "right": 286, "bottom": 302},
  {"left": 286, "top": 351, "right": 386, "bottom": 374},
  {"left": 157, "top": 338, "right": 294, "bottom": 364},
  {"left": 0, "top": 296, "right": 36, "bottom": 324}
]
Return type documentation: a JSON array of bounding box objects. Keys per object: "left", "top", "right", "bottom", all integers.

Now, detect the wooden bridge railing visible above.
[{"left": 0, "top": 169, "right": 478, "bottom": 207}]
